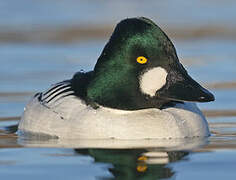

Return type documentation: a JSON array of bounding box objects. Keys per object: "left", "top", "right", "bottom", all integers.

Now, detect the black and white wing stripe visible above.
[{"left": 36, "top": 80, "right": 76, "bottom": 105}]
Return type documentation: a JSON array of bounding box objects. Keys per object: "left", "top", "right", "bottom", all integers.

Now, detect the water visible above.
[{"left": 1, "top": 0, "right": 236, "bottom": 179}]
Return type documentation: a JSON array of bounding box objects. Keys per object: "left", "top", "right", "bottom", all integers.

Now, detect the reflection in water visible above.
[{"left": 75, "top": 148, "right": 189, "bottom": 180}]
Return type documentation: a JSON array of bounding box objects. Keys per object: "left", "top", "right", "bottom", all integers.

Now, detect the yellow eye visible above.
[{"left": 137, "top": 56, "right": 148, "bottom": 64}]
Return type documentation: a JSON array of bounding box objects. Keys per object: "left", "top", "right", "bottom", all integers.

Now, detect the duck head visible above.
[{"left": 87, "top": 17, "right": 214, "bottom": 110}]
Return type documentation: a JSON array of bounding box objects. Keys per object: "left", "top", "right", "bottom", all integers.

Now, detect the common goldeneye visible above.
[{"left": 18, "top": 17, "right": 214, "bottom": 139}]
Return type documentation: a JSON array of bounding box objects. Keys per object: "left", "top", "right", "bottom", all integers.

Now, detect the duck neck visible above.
[{"left": 87, "top": 69, "right": 169, "bottom": 110}]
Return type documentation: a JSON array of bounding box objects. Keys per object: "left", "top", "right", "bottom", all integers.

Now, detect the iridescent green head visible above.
[{"left": 87, "top": 17, "right": 214, "bottom": 110}]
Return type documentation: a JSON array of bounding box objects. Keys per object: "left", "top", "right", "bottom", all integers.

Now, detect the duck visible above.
[{"left": 18, "top": 17, "right": 215, "bottom": 140}]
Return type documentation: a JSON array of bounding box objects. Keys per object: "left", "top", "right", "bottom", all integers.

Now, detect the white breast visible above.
[{"left": 18, "top": 95, "right": 210, "bottom": 139}]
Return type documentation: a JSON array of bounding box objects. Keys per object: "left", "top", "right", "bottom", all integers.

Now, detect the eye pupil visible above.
[{"left": 137, "top": 56, "right": 148, "bottom": 64}]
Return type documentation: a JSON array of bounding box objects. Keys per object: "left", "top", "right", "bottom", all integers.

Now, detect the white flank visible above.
[
  {"left": 19, "top": 95, "right": 210, "bottom": 140},
  {"left": 139, "top": 67, "right": 168, "bottom": 97}
]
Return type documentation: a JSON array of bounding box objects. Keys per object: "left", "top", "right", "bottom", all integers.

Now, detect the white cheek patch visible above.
[{"left": 139, "top": 67, "right": 168, "bottom": 97}]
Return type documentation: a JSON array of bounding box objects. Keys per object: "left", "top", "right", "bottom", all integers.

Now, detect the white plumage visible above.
[
  {"left": 18, "top": 89, "right": 210, "bottom": 139},
  {"left": 139, "top": 67, "right": 168, "bottom": 97}
]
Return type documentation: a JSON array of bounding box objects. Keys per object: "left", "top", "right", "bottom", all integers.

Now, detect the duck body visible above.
[
  {"left": 19, "top": 80, "right": 209, "bottom": 139},
  {"left": 18, "top": 17, "right": 214, "bottom": 139}
]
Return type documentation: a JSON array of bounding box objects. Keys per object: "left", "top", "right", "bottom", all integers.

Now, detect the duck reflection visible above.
[{"left": 75, "top": 148, "right": 189, "bottom": 180}]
